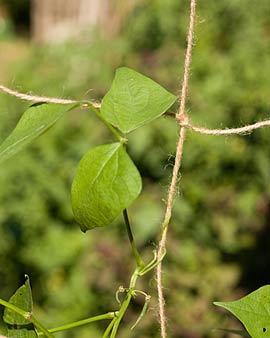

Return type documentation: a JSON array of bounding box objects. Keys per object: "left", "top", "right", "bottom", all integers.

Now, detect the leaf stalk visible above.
[
  {"left": 38, "top": 312, "right": 118, "bottom": 335},
  {"left": 123, "top": 209, "right": 145, "bottom": 268}
]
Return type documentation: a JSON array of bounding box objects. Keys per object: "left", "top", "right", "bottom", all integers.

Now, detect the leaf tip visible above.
[
  {"left": 213, "top": 301, "right": 225, "bottom": 308},
  {"left": 80, "top": 226, "right": 88, "bottom": 233}
]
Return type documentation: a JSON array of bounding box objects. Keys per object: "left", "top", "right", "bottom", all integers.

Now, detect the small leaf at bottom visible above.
[
  {"left": 214, "top": 285, "right": 270, "bottom": 338},
  {"left": 3, "top": 277, "right": 33, "bottom": 325}
]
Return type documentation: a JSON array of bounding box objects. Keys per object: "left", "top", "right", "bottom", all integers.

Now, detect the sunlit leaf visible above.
[
  {"left": 71, "top": 142, "right": 142, "bottom": 231},
  {"left": 101, "top": 67, "right": 176, "bottom": 133},
  {"left": 214, "top": 285, "right": 270, "bottom": 338},
  {"left": 0, "top": 103, "right": 76, "bottom": 163}
]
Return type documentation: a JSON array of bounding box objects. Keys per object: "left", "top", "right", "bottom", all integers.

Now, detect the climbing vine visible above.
[{"left": 0, "top": 1, "right": 270, "bottom": 338}]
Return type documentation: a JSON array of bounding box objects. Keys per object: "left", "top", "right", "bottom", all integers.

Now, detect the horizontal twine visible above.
[
  {"left": 179, "top": 118, "right": 270, "bottom": 136},
  {"left": 0, "top": 85, "right": 101, "bottom": 108},
  {"left": 0, "top": 83, "right": 269, "bottom": 136}
]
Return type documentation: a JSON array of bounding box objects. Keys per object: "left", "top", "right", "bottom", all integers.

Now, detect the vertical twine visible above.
[{"left": 156, "top": 1, "right": 197, "bottom": 337}]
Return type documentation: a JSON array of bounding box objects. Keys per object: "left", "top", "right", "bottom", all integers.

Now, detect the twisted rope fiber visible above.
[
  {"left": 0, "top": 84, "right": 269, "bottom": 136},
  {"left": 0, "top": 85, "right": 101, "bottom": 108},
  {"left": 180, "top": 118, "right": 270, "bottom": 135},
  {"left": 156, "top": 0, "right": 196, "bottom": 337}
]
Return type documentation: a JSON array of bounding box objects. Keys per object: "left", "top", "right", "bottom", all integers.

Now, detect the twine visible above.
[
  {"left": 0, "top": 85, "right": 268, "bottom": 137},
  {"left": 156, "top": 0, "right": 196, "bottom": 337},
  {"left": 1, "top": 12, "right": 270, "bottom": 337},
  {"left": 180, "top": 118, "right": 270, "bottom": 135},
  {"left": 0, "top": 85, "right": 101, "bottom": 108}
]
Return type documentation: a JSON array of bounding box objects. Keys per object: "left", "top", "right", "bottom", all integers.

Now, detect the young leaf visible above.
[
  {"left": 3, "top": 276, "right": 33, "bottom": 325},
  {"left": 214, "top": 285, "right": 270, "bottom": 338},
  {"left": 71, "top": 142, "right": 142, "bottom": 231},
  {"left": 0, "top": 103, "right": 76, "bottom": 163},
  {"left": 101, "top": 67, "right": 177, "bottom": 133}
]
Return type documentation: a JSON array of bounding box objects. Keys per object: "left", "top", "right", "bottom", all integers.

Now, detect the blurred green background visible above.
[{"left": 0, "top": 0, "right": 270, "bottom": 337}]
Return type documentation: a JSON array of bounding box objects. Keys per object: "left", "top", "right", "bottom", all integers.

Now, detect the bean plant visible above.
[
  {"left": 0, "top": 65, "right": 269, "bottom": 338},
  {"left": 0, "top": 67, "right": 176, "bottom": 337}
]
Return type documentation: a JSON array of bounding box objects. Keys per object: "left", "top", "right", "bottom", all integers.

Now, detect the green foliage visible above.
[
  {"left": 71, "top": 143, "right": 142, "bottom": 231},
  {"left": 3, "top": 277, "right": 37, "bottom": 338},
  {"left": 7, "top": 327, "right": 37, "bottom": 338},
  {"left": 0, "top": 103, "right": 76, "bottom": 163},
  {"left": 3, "top": 277, "right": 32, "bottom": 325},
  {"left": 215, "top": 286, "right": 270, "bottom": 338},
  {"left": 1, "top": 0, "right": 270, "bottom": 337},
  {"left": 0, "top": 58, "right": 174, "bottom": 336},
  {"left": 101, "top": 67, "right": 176, "bottom": 133}
]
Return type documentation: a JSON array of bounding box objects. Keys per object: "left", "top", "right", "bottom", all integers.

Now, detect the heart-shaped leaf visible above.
[
  {"left": 214, "top": 285, "right": 270, "bottom": 338},
  {"left": 101, "top": 67, "right": 177, "bottom": 133},
  {"left": 3, "top": 276, "right": 33, "bottom": 325},
  {"left": 0, "top": 103, "right": 76, "bottom": 163},
  {"left": 71, "top": 142, "right": 142, "bottom": 231}
]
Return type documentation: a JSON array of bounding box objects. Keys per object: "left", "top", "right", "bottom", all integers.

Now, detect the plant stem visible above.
[
  {"left": 102, "top": 318, "right": 117, "bottom": 338},
  {"left": 111, "top": 293, "right": 132, "bottom": 338},
  {"left": 110, "top": 269, "right": 140, "bottom": 338},
  {"left": 37, "top": 312, "right": 118, "bottom": 336},
  {"left": 89, "top": 105, "right": 126, "bottom": 143},
  {"left": 123, "top": 209, "right": 145, "bottom": 268},
  {"left": 0, "top": 298, "right": 54, "bottom": 338},
  {"left": 0, "top": 298, "right": 27, "bottom": 319},
  {"left": 31, "top": 317, "right": 55, "bottom": 338}
]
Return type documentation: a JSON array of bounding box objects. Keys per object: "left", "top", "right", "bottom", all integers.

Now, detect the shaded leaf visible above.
[
  {"left": 215, "top": 328, "right": 251, "bottom": 338},
  {"left": 214, "top": 285, "right": 270, "bottom": 338},
  {"left": 0, "top": 103, "right": 76, "bottom": 163},
  {"left": 6, "top": 326, "right": 37, "bottom": 338},
  {"left": 3, "top": 276, "right": 33, "bottom": 325},
  {"left": 71, "top": 142, "right": 142, "bottom": 231},
  {"left": 101, "top": 67, "right": 176, "bottom": 133}
]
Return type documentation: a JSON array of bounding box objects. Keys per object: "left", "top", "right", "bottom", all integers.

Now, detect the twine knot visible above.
[{"left": 176, "top": 113, "right": 189, "bottom": 127}]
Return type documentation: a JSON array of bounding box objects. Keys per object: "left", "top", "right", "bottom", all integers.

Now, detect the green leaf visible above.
[
  {"left": 6, "top": 327, "right": 38, "bottom": 338},
  {"left": 101, "top": 67, "right": 177, "bottom": 133},
  {"left": 2, "top": 277, "right": 37, "bottom": 337},
  {"left": 71, "top": 142, "right": 142, "bottom": 231},
  {"left": 0, "top": 103, "right": 76, "bottom": 163},
  {"left": 214, "top": 285, "right": 270, "bottom": 338},
  {"left": 215, "top": 328, "right": 251, "bottom": 338},
  {"left": 3, "top": 276, "right": 33, "bottom": 325}
]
